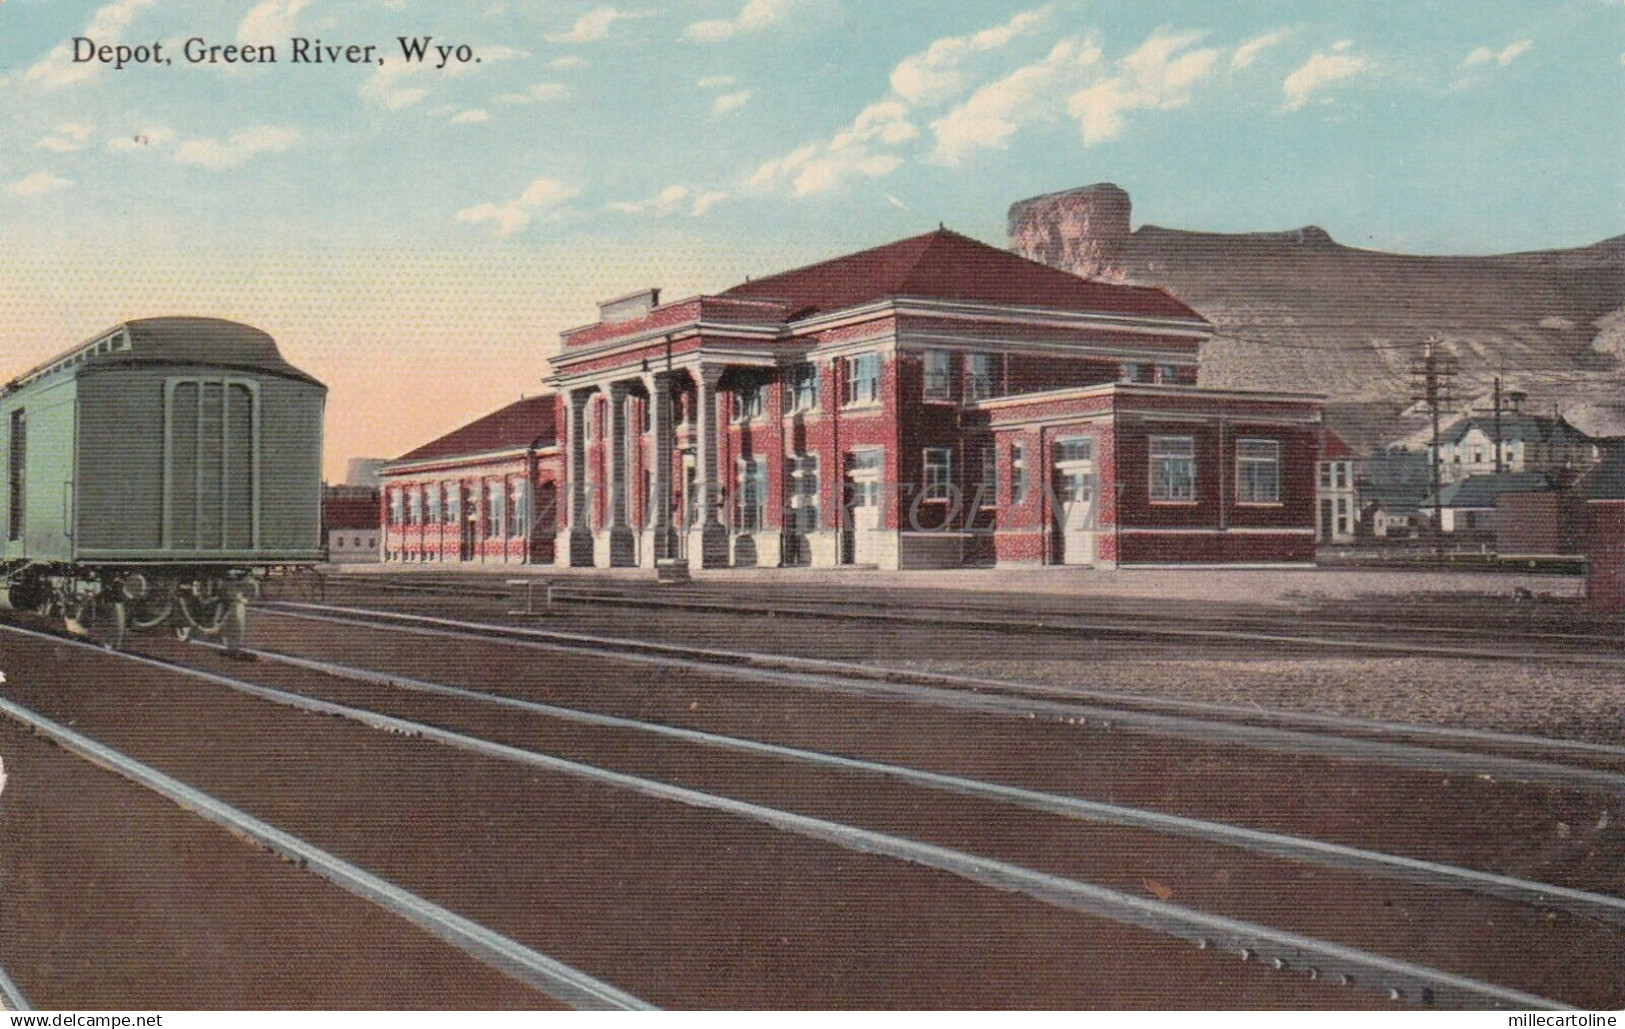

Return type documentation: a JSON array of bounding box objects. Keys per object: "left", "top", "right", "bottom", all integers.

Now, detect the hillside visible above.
[{"left": 1009, "top": 184, "right": 1625, "bottom": 453}]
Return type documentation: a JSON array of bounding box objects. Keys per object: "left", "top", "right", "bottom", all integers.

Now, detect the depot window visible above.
[
  {"left": 1236, "top": 439, "right": 1281, "bottom": 504},
  {"left": 843, "top": 353, "right": 880, "bottom": 406},
  {"left": 735, "top": 457, "right": 768, "bottom": 532},
  {"left": 965, "top": 353, "right": 996, "bottom": 402},
  {"left": 733, "top": 379, "right": 767, "bottom": 422},
  {"left": 785, "top": 363, "right": 819, "bottom": 413},
  {"left": 1055, "top": 437, "right": 1094, "bottom": 464},
  {"left": 1010, "top": 443, "right": 1026, "bottom": 505},
  {"left": 1149, "top": 435, "right": 1196, "bottom": 502},
  {"left": 923, "top": 350, "right": 952, "bottom": 402},
  {"left": 786, "top": 454, "right": 819, "bottom": 531},
  {"left": 979, "top": 445, "right": 998, "bottom": 507},
  {"left": 922, "top": 447, "right": 953, "bottom": 500}
]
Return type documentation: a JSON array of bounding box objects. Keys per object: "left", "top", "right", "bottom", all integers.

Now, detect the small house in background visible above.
[
  {"left": 323, "top": 485, "right": 382, "bottom": 564},
  {"left": 1428, "top": 411, "right": 1600, "bottom": 485},
  {"left": 1357, "top": 448, "right": 1432, "bottom": 538},
  {"left": 1419, "top": 471, "right": 1557, "bottom": 535},
  {"left": 1318, "top": 431, "right": 1359, "bottom": 543}
]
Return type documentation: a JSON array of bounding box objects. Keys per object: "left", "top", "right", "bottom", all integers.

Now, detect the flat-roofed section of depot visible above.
[
  {"left": 719, "top": 229, "right": 1208, "bottom": 323},
  {"left": 5, "top": 317, "right": 321, "bottom": 393},
  {"left": 323, "top": 494, "right": 380, "bottom": 531},
  {"left": 396, "top": 395, "right": 557, "bottom": 463}
]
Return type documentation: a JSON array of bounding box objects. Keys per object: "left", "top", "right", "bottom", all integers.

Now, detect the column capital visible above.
[
  {"left": 695, "top": 363, "right": 726, "bottom": 388},
  {"left": 609, "top": 380, "right": 635, "bottom": 400},
  {"left": 568, "top": 387, "right": 593, "bottom": 410}
]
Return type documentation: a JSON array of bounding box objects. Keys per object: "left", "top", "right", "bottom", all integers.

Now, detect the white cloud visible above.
[
  {"left": 36, "top": 122, "right": 94, "bottom": 153},
  {"left": 1281, "top": 42, "right": 1372, "bottom": 111},
  {"left": 6, "top": 172, "right": 73, "bottom": 197},
  {"left": 1464, "top": 39, "right": 1533, "bottom": 68},
  {"left": 456, "top": 177, "right": 580, "bottom": 236},
  {"left": 890, "top": 7, "right": 1050, "bottom": 105},
  {"left": 928, "top": 37, "right": 1102, "bottom": 164},
  {"left": 172, "top": 125, "right": 298, "bottom": 169},
  {"left": 549, "top": 55, "right": 589, "bottom": 70},
  {"left": 492, "top": 82, "right": 570, "bottom": 104},
  {"left": 105, "top": 127, "right": 176, "bottom": 152},
  {"left": 1069, "top": 29, "right": 1220, "bottom": 145},
  {"left": 690, "top": 190, "right": 728, "bottom": 216},
  {"left": 683, "top": 0, "right": 802, "bottom": 43},
  {"left": 238, "top": 0, "right": 312, "bottom": 46},
  {"left": 750, "top": 99, "right": 916, "bottom": 195},
  {"left": 359, "top": 44, "right": 525, "bottom": 109},
  {"left": 712, "top": 89, "right": 753, "bottom": 115},
  {"left": 451, "top": 108, "right": 491, "bottom": 125},
  {"left": 25, "top": 0, "right": 155, "bottom": 89},
  {"left": 547, "top": 7, "right": 647, "bottom": 43},
  {"left": 885, "top": 192, "right": 907, "bottom": 209},
  {"left": 1231, "top": 28, "right": 1289, "bottom": 70},
  {"left": 607, "top": 184, "right": 727, "bottom": 217},
  {"left": 697, "top": 74, "right": 736, "bottom": 89}
]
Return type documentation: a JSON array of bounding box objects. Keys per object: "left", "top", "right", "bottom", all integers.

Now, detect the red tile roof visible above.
[
  {"left": 719, "top": 229, "right": 1205, "bottom": 322},
  {"left": 1322, "top": 430, "right": 1356, "bottom": 460},
  {"left": 323, "top": 494, "right": 379, "bottom": 531},
  {"left": 395, "top": 394, "right": 557, "bottom": 463}
]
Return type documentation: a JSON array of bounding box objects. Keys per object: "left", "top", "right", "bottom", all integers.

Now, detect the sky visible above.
[{"left": 1, "top": 0, "right": 1622, "bottom": 478}]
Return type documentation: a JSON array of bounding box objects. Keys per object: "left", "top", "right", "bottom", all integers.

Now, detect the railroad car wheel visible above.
[
  {"left": 95, "top": 601, "right": 128, "bottom": 651},
  {"left": 130, "top": 593, "right": 175, "bottom": 631},
  {"left": 221, "top": 598, "right": 249, "bottom": 652}
]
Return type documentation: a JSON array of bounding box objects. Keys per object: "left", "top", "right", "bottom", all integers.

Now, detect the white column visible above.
[
  {"left": 693, "top": 364, "right": 730, "bottom": 568},
  {"left": 649, "top": 371, "right": 677, "bottom": 562},
  {"left": 607, "top": 381, "right": 636, "bottom": 566},
  {"left": 564, "top": 388, "right": 595, "bottom": 567}
]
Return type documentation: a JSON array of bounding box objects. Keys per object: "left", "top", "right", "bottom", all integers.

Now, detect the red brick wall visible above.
[{"left": 1587, "top": 501, "right": 1625, "bottom": 619}]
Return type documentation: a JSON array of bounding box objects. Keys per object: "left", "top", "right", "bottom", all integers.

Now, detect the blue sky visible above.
[{"left": 1, "top": 0, "right": 1623, "bottom": 472}]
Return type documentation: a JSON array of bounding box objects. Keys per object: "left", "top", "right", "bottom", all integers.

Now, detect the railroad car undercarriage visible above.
[{"left": 0, "top": 562, "right": 263, "bottom": 650}]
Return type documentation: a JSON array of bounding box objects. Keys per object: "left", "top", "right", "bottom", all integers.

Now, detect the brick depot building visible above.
[
  {"left": 381, "top": 395, "right": 558, "bottom": 564},
  {"left": 383, "top": 229, "right": 1323, "bottom": 569}
]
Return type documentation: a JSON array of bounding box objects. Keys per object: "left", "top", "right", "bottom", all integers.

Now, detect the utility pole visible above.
[
  {"left": 1492, "top": 375, "right": 1505, "bottom": 474},
  {"left": 1409, "top": 338, "right": 1457, "bottom": 557}
]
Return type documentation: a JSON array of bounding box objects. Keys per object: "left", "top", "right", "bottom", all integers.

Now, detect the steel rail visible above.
[
  {"left": 0, "top": 689, "right": 653, "bottom": 1011},
  {"left": 0, "top": 963, "right": 28, "bottom": 1012},
  {"left": 270, "top": 596, "right": 1625, "bottom": 763},
  {"left": 0, "top": 627, "right": 1558, "bottom": 1010},
  {"left": 219, "top": 640, "right": 1625, "bottom": 928},
  {"left": 335, "top": 574, "right": 1625, "bottom": 657},
  {"left": 260, "top": 603, "right": 1625, "bottom": 795}
]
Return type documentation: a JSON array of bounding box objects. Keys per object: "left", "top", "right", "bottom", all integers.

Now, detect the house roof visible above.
[
  {"left": 1437, "top": 411, "right": 1592, "bottom": 447},
  {"left": 1421, "top": 471, "right": 1555, "bottom": 510},
  {"left": 1321, "top": 431, "right": 1355, "bottom": 460},
  {"left": 323, "top": 494, "right": 379, "bottom": 530},
  {"left": 719, "top": 229, "right": 1206, "bottom": 323},
  {"left": 394, "top": 394, "right": 557, "bottom": 464},
  {"left": 1572, "top": 447, "right": 1625, "bottom": 501}
]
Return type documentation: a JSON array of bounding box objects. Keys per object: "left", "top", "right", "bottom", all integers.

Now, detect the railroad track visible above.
[
  {"left": 260, "top": 601, "right": 1625, "bottom": 791},
  {"left": 0, "top": 963, "right": 27, "bottom": 1012},
  {"left": 320, "top": 574, "right": 1625, "bottom": 668},
  {"left": 0, "top": 620, "right": 1594, "bottom": 1009},
  {"left": 0, "top": 673, "right": 651, "bottom": 1011}
]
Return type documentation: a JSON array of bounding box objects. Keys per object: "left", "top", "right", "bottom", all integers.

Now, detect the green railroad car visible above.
[{"left": 0, "top": 317, "right": 326, "bottom": 648}]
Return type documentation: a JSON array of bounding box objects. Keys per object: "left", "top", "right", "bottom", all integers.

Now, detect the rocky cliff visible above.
[{"left": 1009, "top": 184, "right": 1625, "bottom": 452}]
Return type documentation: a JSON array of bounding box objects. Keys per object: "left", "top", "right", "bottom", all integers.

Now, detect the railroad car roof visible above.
[{"left": 4, "top": 316, "right": 324, "bottom": 393}]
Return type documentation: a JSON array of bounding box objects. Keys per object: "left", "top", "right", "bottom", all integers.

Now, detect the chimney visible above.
[{"left": 598, "top": 287, "right": 661, "bottom": 324}]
